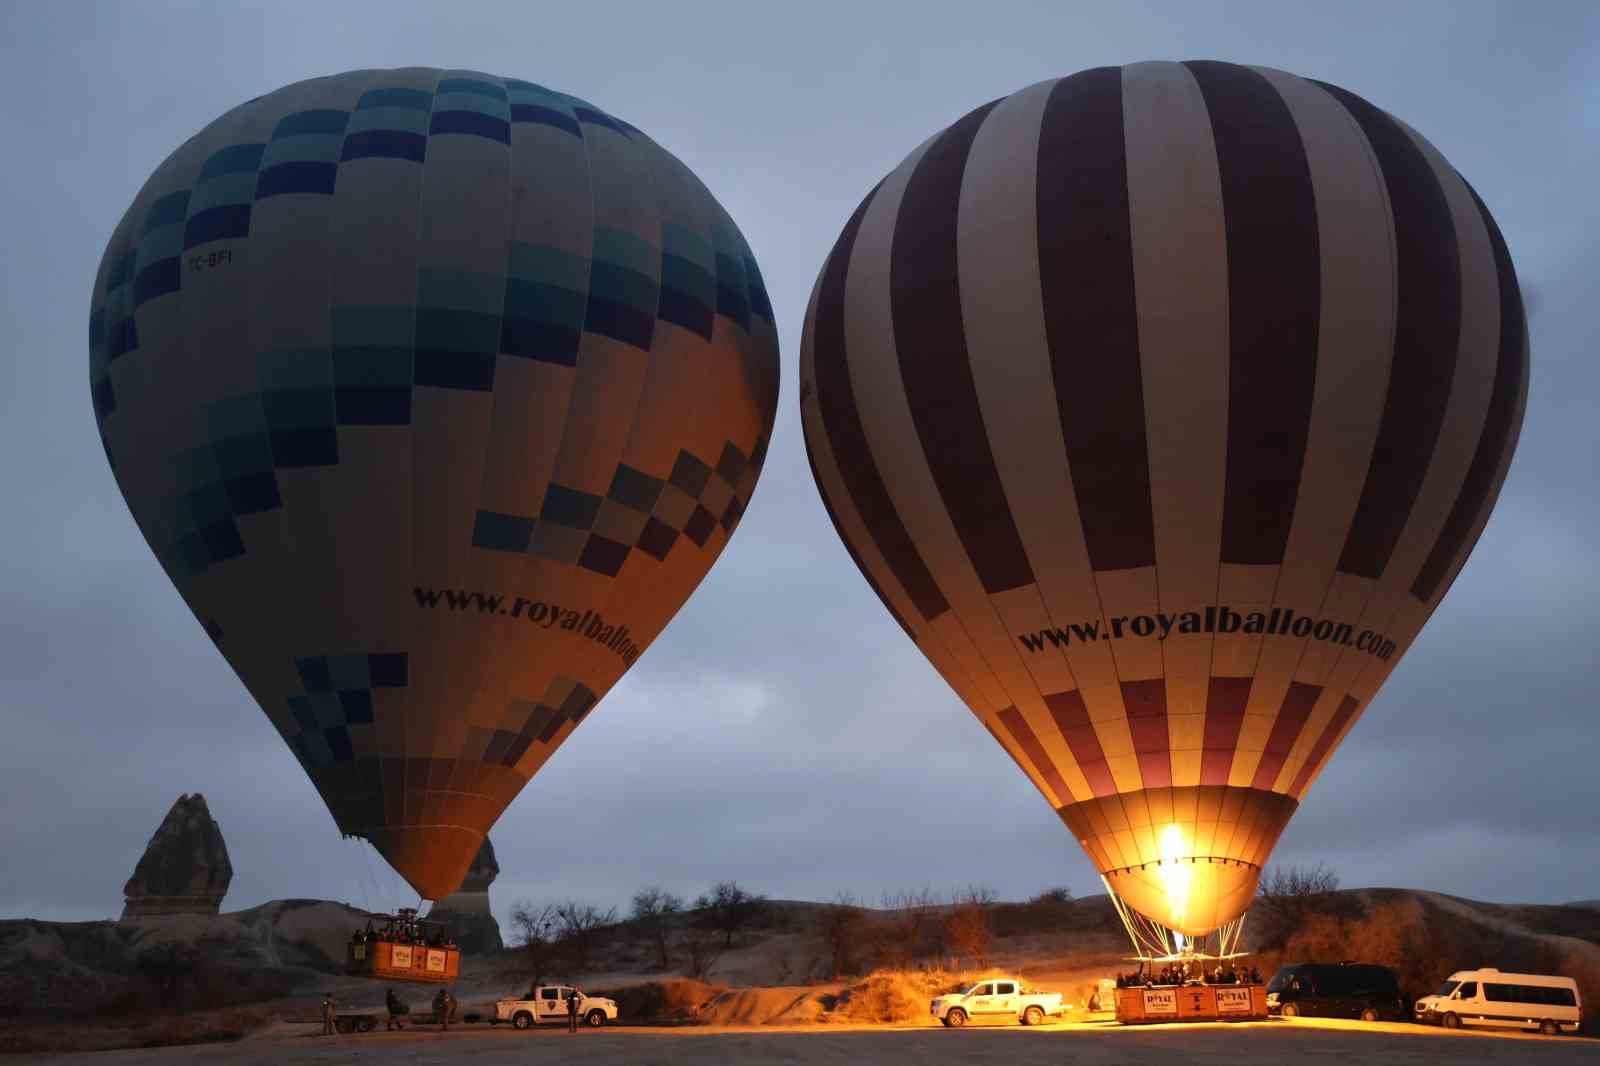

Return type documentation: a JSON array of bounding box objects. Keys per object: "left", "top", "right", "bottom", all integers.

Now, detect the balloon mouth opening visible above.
[
  {"left": 1058, "top": 785, "right": 1297, "bottom": 937},
  {"left": 362, "top": 826, "right": 486, "bottom": 903},
  {"left": 1101, "top": 851, "right": 1264, "bottom": 937}
]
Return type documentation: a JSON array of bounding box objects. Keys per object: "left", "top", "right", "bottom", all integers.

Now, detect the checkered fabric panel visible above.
[
  {"left": 284, "top": 651, "right": 409, "bottom": 768},
  {"left": 467, "top": 678, "right": 598, "bottom": 768},
  {"left": 471, "top": 436, "right": 761, "bottom": 575}
]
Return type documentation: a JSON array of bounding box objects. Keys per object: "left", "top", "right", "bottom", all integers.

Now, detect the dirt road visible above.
[{"left": 22, "top": 1017, "right": 1597, "bottom": 1065}]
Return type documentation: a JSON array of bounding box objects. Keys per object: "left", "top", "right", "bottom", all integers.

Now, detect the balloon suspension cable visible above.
[{"left": 1102, "top": 875, "right": 1249, "bottom": 962}]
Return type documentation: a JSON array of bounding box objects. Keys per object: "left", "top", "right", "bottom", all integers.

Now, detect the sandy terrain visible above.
[{"left": 19, "top": 1017, "right": 1596, "bottom": 1065}]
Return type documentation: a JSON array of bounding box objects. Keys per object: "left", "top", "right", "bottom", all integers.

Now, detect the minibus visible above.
[{"left": 1413, "top": 968, "right": 1580, "bottom": 1035}]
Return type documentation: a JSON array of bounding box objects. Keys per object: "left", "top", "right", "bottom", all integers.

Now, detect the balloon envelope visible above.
[
  {"left": 800, "top": 61, "right": 1525, "bottom": 936},
  {"left": 92, "top": 68, "right": 779, "bottom": 900}
]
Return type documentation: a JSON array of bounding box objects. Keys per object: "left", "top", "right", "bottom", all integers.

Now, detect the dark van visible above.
[{"left": 1266, "top": 963, "right": 1408, "bottom": 1021}]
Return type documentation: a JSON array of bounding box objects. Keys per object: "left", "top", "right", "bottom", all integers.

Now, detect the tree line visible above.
[{"left": 508, "top": 881, "right": 1090, "bottom": 984}]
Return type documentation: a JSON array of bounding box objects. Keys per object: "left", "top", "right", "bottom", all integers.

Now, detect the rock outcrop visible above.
[
  {"left": 121, "top": 793, "right": 232, "bottom": 918},
  {"left": 428, "top": 836, "right": 503, "bottom": 953}
]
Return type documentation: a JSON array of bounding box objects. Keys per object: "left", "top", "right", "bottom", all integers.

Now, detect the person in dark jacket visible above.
[
  {"left": 385, "top": 988, "right": 407, "bottom": 1030},
  {"left": 567, "top": 988, "right": 580, "bottom": 1032}
]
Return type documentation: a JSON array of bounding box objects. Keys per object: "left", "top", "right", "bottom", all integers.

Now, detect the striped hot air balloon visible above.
[
  {"left": 91, "top": 69, "right": 779, "bottom": 902},
  {"left": 800, "top": 61, "right": 1526, "bottom": 940}
]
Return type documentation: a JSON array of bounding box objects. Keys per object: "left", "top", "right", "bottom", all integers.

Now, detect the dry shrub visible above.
[
  {"left": 831, "top": 970, "right": 938, "bottom": 1024},
  {"left": 992, "top": 890, "right": 1082, "bottom": 937},
  {"left": 1558, "top": 949, "right": 1600, "bottom": 1035},
  {"left": 591, "top": 978, "right": 721, "bottom": 1023}
]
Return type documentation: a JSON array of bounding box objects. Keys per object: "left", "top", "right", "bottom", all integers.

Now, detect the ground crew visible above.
[
  {"left": 385, "top": 987, "right": 407, "bottom": 1030},
  {"left": 567, "top": 987, "right": 579, "bottom": 1032},
  {"left": 433, "top": 987, "right": 458, "bottom": 1030},
  {"left": 321, "top": 991, "right": 337, "bottom": 1035}
]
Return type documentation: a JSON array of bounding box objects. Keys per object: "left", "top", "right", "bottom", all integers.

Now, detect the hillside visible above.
[{"left": 2, "top": 887, "right": 1597, "bottom": 1050}]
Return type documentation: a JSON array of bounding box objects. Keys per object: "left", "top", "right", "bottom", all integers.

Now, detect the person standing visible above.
[
  {"left": 567, "top": 987, "right": 580, "bottom": 1033},
  {"left": 385, "top": 988, "right": 406, "bottom": 1030},
  {"left": 321, "top": 992, "right": 337, "bottom": 1036}
]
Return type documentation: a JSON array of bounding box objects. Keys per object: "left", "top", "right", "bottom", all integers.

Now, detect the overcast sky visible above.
[{"left": 2, "top": 1, "right": 1597, "bottom": 934}]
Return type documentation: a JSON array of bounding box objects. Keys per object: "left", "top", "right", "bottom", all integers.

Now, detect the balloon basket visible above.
[
  {"left": 1114, "top": 983, "right": 1269, "bottom": 1023},
  {"left": 346, "top": 908, "right": 462, "bottom": 984}
]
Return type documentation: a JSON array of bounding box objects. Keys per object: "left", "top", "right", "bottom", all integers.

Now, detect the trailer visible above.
[{"left": 330, "top": 1012, "right": 381, "bottom": 1034}]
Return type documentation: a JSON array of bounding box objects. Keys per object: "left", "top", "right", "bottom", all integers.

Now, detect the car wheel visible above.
[
  {"left": 1281, "top": 1004, "right": 1299, "bottom": 1018},
  {"left": 1442, "top": 1012, "right": 1460, "bottom": 1030},
  {"left": 358, "top": 1017, "right": 375, "bottom": 1033},
  {"left": 1540, "top": 1019, "right": 1560, "bottom": 1036},
  {"left": 946, "top": 1008, "right": 968, "bottom": 1028},
  {"left": 1360, "top": 1008, "right": 1379, "bottom": 1023},
  {"left": 512, "top": 1011, "right": 533, "bottom": 1030},
  {"left": 1022, "top": 1006, "right": 1044, "bottom": 1026},
  {"left": 586, "top": 1010, "right": 606, "bottom": 1028},
  {"left": 336, "top": 1017, "right": 354, "bottom": 1034}
]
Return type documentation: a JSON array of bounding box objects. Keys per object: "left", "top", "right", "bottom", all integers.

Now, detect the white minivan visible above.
[{"left": 1414, "top": 968, "right": 1580, "bottom": 1035}]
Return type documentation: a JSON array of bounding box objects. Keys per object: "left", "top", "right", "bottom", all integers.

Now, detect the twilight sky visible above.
[{"left": 2, "top": 1, "right": 1597, "bottom": 932}]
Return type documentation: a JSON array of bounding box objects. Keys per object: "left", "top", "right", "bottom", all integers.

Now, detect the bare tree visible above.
[
  {"left": 630, "top": 886, "right": 684, "bottom": 971},
  {"left": 694, "top": 881, "right": 768, "bottom": 948},
  {"left": 879, "top": 887, "right": 938, "bottom": 968},
  {"left": 942, "top": 886, "right": 996, "bottom": 967},
  {"left": 553, "top": 900, "right": 618, "bottom": 975},
  {"left": 509, "top": 901, "right": 559, "bottom": 988},
  {"left": 819, "top": 892, "right": 867, "bottom": 978},
  {"left": 679, "top": 926, "right": 725, "bottom": 980},
  {"left": 1255, "top": 864, "right": 1342, "bottom": 948}
]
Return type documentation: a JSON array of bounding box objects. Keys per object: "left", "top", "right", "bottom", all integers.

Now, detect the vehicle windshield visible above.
[
  {"left": 1266, "top": 968, "right": 1296, "bottom": 993},
  {"left": 1434, "top": 980, "right": 1460, "bottom": 997}
]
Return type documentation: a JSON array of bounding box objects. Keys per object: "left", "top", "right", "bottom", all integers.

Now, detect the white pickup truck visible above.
[
  {"left": 492, "top": 985, "right": 619, "bottom": 1028},
  {"left": 930, "top": 978, "right": 1068, "bottom": 1026}
]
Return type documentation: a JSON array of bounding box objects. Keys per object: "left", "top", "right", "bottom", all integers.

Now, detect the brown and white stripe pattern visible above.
[{"left": 800, "top": 61, "right": 1527, "bottom": 934}]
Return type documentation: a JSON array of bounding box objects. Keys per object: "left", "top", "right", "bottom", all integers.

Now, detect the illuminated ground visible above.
[{"left": 33, "top": 1016, "right": 1596, "bottom": 1064}]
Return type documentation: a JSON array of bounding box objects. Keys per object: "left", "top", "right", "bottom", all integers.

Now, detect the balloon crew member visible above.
[
  {"left": 567, "top": 988, "right": 580, "bottom": 1032},
  {"left": 321, "top": 992, "right": 337, "bottom": 1036},
  {"left": 385, "top": 988, "right": 406, "bottom": 1030}
]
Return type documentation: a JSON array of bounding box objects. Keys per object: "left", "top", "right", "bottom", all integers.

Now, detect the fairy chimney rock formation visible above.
[
  {"left": 121, "top": 793, "right": 233, "bottom": 918},
  {"left": 430, "top": 836, "right": 503, "bottom": 952}
]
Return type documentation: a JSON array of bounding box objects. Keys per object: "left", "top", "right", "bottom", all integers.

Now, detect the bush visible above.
[
  {"left": 941, "top": 899, "right": 994, "bottom": 967},
  {"left": 992, "top": 889, "right": 1081, "bottom": 937},
  {"left": 831, "top": 970, "right": 940, "bottom": 1024},
  {"left": 590, "top": 979, "right": 721, "bottom": 1023}
]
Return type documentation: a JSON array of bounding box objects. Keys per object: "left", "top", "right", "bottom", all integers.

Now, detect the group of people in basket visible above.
[{"left": 1116, "top": 962, "right": 1263, "bottom": 987}]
